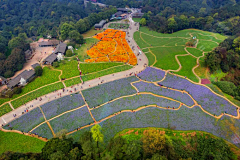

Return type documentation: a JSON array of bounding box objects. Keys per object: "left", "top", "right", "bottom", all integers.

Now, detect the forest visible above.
[{"left": 0, "top": 0, "right": 116, "bottom": 78}]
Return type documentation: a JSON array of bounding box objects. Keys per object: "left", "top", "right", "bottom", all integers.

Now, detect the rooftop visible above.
[
  {"left": 7, "top": 70, "right": 35, "bottom": 88},
  {"left": 53, "top": 43, "right": 67, "bottom": 54},
  {"left": 43, "top": 53, "right": 57, "bottom": 64}
]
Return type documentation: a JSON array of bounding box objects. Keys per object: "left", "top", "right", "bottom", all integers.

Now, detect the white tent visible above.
[{"left": 19, "top": 77, "right": 26, "bottom": 86}]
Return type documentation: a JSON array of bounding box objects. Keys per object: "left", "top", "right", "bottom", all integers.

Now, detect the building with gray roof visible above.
[
  {"left": 95, "top": 20, "right": 107, "bottom": 30},
  {"left": 42, "top": 53, "right": 58, "bottom": 65},
  {"left": 53, "top": 43, "right": 67, "bottom": 55},
  {"left": 7, "top": 70, "right": 35, "bottom": 88}
]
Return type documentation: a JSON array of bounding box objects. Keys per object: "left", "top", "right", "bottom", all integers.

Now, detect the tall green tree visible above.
[{"left": 60, "top": 23, "right": 74, "bottom": 40}]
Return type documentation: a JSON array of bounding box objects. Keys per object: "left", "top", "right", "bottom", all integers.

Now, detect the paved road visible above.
[{"left": 0, "top": 16, "right": 148, "bottom": 127}]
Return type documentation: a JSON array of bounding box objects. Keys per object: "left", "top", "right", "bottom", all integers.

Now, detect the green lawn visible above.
[
  {"left": 0, "top": 131, "right": 45, "bottom": 155},
  {"left": 75, "top": 38, "right": 99, "bottom": 61},
  {"left": 0, "top": 98, "right": 10, "bottom": 107},
  {"left": 186, "top": 48, "right": 203, "bottom": 57},
  {"left": 176, "top": 55, "right": 199, "bottom": 82},
  {"left": 133, "top": 32, "right": 150, "bottom": 49},
  {"left": 82, "top": 65, "right": 132, "bottom": 82},
  {"left": 195, "top": 60, "right": 207, "bottom": 79},
  {"left": 82, "top": 27, "right": 103, "bottom": 38},
  {"left": 80, "top": 62, "right": 124, "bottom": 75},
  {"left": 0, "top": 103, "right": 12, "bottom": 117},
  {"left": 145, "top": 52, "right": 155, "bottom": 66},
  {"left": 132, "top": 18, "right": 141, "bottom": 22},
  {"left": 11, "top": 82, "right": 64, "bottom": 109},
  {"left": 197, "top": 40, "right": 219, "bottom": 52},
  {"left": 150, "top": 46, "right": 187, "bottom": 70},
  {"left": 58, "top": 60, "right": 79, "bottom": 79}
]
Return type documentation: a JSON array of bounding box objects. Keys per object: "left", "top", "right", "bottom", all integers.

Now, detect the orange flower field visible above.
[{"left": 85, "top": 29, "right": 137, "bottom": 65}]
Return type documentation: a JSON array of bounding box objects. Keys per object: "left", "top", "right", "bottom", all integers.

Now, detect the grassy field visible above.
[
  {"left": 150, "top": 46, "right": 187, "bottom": 70},
  {"left": 145, "top": 52, "right": 155, "bottom": 66},
  {"left": 133, "top": 32, "right": 151, "bottom": 49},
  {"left": 58, "top": 60, "right": 79, "bottom": 79},
  {"left": 0, "top": 103, "right": 12, "bottom": 117},
  {"left": 82, "top": 27, "right": 103, "bottom": 38},
  {"left": 11, "top": 82, "right": 64, "bottom": 109},
  {"left": 80, "top": 62, "right": 124, "bottom": 74},
  {"left": 132, "top": 18, "right": 141, "bottom": 22},
  {"left": 176, "top": 55, "right": 199, "bottom": 82},
  {"left": 0, "top": 131, "right": 45, "bottom": 155},
  {"left": 0, "top": 98, "right": 10, "bottom": 107},
  {"left": 195, "top": 60, "right": 207, "bottom": 79},
  {"left": 197, "top": 40, "right": 219, "bottom": 52},
  {"left": 186, "top": 48, "right": 203, "bottom": 57},
  {"left": 75, "top": 38, "right": 99, "bottom": 61}
]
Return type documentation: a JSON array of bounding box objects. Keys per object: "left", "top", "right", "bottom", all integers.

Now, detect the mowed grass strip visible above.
[
  {"left": 75, "top": 38, "right": 99, "bottom": 61},
  {"left": 82, "top": 65, "right": 132, "bottom": 82},
  {"left": 195, "top": 60, "right": 207, "bottom": 79},
  {"left": 0, "top": 131, "right": 45, "bottom": 155},
  {"left": 64, "top": 77, "right": 82, "bottom": 87},
  {"left": 133, "top": 32, "right": 150, "bottom": 49},
  {"left": 80, "top": 62, "right": 124, "bottom": 74},
  {"left": 58, "top": 60, "right": 79, "bottom": 79},
  {"left": 175, "top": 55, "right": 199, "bottom": 82},
  {"left": 0, "top": 103, "right": 12, "bottom": 117},
  {"left": 197, "top": 40, "right": 219, "bottom": 52},
  {"left": 186, "top": 48, "right": 203, "bottom": 57},
  {"left": 11, "top": 82, "right": 64, "bottom": 109},
  {"left": 82, "top": 27, "right": 103, "bottom": 38},
  {"left": 150, "top": 46, "right": 187, "bottom": 70},
  {"left": 0, "top": 98, "right": 10, "bottom": 107},
  {"left": 145, "top": 52, "right": 155, "bottom": 66}
]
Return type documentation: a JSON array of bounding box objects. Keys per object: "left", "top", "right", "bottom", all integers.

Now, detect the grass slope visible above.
[
  {"left": 176, "top": 55, "right": 199, "bottom": 82},
  {"left": 0, "top": 104, "right": 12, "bottom": 117},
  {"left": 0, "top": 131, "right": 45, "bottom": 155},
  {"left": 186, "top": 48, "right": 203, "bottom": 57}
]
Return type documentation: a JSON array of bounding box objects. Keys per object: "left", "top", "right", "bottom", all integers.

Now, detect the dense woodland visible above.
[
  {"left": 0, "top": 126, "right": 236, "bottom": 160},
  {"left": 0, "top": 0, "right": 116, "bottom": 78}
]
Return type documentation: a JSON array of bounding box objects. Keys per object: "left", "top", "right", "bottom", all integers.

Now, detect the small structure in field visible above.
[{"left": 95, "top": 20, "right": 107, "bottom": 30}]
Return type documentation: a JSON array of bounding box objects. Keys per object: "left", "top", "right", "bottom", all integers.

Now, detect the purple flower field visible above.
[
  {"left": 160, "top": 74, "right": 238, "bottom": 116},
  {"left": 91, "top": 94, "right": 180, "bottom": 121},
  {"left": 137, "top": 67, "right": 165, "bottom": 82},
  {"left": 134, "top": 81, "right": 194, "bottom": 106},
  {"left": 41, "top": 94, "right": 85, "bottom": 120},
  {"left": 32, "top": 123, "right": 53, "bottom": 139},
  {"left": 82, "top": 76, "right": 138, "bottom": 108},
  {"left": 68, "top": 106, "right": 240, "bottom": 145},
  {"left": 49, "top": 106, "right": 94, "bottom": 133},
  {"left": 3, "top": 107, "right": 45, "bottom": 132}
]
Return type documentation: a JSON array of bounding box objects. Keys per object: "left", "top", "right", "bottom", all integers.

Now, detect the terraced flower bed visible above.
[
  {"left": 82, "top": 76, "right": 138, "bottom": 108},
  {"left": 134, "top": 81, "right": 194, "bottom": 106},
  {"left": 91, "top": 94, "right": 180, "bottom": 121},
  {"left": 31, "top": 123, "right": 53, "bottom": 139},
  {"left": 3, "top": 107, "right": 44, "bottom": 133},
  {"left": 137, "top": 67, "right": 165, "bottom": 82},
  {"left": 160, "top": 74, "right": 238, "bottom": 116},
  {"left": 49, "top": 106, "right": 93, "bottom": 133},
  {"left": 41, "top": 94, "right": 85, "bottom": 120}
]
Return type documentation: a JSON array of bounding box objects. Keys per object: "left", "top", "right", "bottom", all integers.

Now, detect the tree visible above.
[
  {"left": 91, "top": 124, "right": 103, "bottom": 158},
  {"left": 34, "top": 66, "right": 43, "bottom": 76},
  {"left": 69, "top": 147, "right": 82, "bottom": 160},
  {"left": 140, "top": 18, "right": 147, "bottom": 26},
  {"left": 69, "top": 30, "right": 84, "bottom": 44},
  {"left": 76, "top": 19, "right": 87, "bottom": 33},
  {"left": 151, "top": 154, "right": 168, "bottom": 160},
  {"left": 4, "top": 70, "right": 14, "bottom": 78},
  {"left": 53, "top": 62, "right": 59, "bottom": 68},
  {"left": 233, "top": 37, "right": 240, "bottom": 52},
  {"left": 66, "top": 50, "right": 73, "bottom": 57},
  {"left": 60, "top": 23, "right": 74, "bottom": 40},
  {"left": 167, "top": 17, "right": 177, "bottom": 33}
]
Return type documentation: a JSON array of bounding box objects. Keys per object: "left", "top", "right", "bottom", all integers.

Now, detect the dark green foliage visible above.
[
  {"left": 13, "top": 87, "right": 22, "bottom": 94},
  {"left": 214, "top": 81, "right": 237, "bottom": 96},
  {"left": 3, "top": 70, "right": 14, "bottom": 78},
  {"left": 53, "top": 62, "right": 59, "bottom": 68},
  {"left": 0, "top": 151, "right": 41, "bottom": 160},
  {"left": 66, "top": 50, "right": 73, "bottom": 57},
  {"left": 34, "top": 66, "right": 43, "bottom": 76}
]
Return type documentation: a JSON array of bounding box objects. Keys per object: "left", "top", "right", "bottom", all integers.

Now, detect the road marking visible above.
[{"left": 2, "top": 117, "right": 6, "bottom": 123}]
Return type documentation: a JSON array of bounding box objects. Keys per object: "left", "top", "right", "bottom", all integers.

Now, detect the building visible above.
[
  {"left": 31, "top": 63, "right": 41, "bottom": 69},
  {"left": 42, "top": 53, "right": 58, "bottom": 65},
  {"left": 117, "top": 8, "right": 129, "bottom": 13},
  {"left": 39, "top": 39, "right": 60, "bottom": 47},
  {"left": 95, "top": 20, "right": 107, "bottom": 30},
  {"left": 25, "top": 49, "right": 33, "bottom": 60},
  {"left": 7, "top": 70, "right": 36, "bottom": 88},
  {"left": 120, "top": 14, "right": 127, "bottom": 19},
  {"left": 132, "top": 12, "right": 144, "bottom": 18},
  {"left": 0, "top": 76, "right": 7, "bottom": 86},
  {"left": 53, "top": 43, "right": 67, "bottom": 55}
]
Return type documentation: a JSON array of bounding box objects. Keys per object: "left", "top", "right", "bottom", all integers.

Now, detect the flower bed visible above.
[
  {"left": 85, "top": 29, "right": 137, "bottom": 66},
  {"left": 41, "top": 94, "right": 85, "bottom": 120},
  {"left": 134, "top": 81, "right": 194, "bottom": 106},
  {"left": 82, "top": 76, "right": 138, "bottom": 108},
  {"left": 160, "top": 74, "right": 238, "bottom": 116},
  {"left": 91, "top": 94, "right": 180, "bottom": 121},
  {"left": 31, "top": 123, "right": 53, "bottom": 139},
  {"left": 49, "top": 106, "right": 94, "bottom": 133},
  {"left": 137, "top": 67, "right": 165, "bottom": 82},
  {"left": 3, "top": 107, "right": 45, "bottom": 133}
]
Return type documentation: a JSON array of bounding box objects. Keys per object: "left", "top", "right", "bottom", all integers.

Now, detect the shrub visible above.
[
  {"left": 13, "top": 87, "right": 22, "bottom": 94},
  {"left": 66, "top": 50, "right": 73, "bottom": 57},
  {"left": 4, "top": 70, "right": 14, "bottom": 78},
  {"left": 53, "top": 62, "right": 59, "bottom": 68},
  {"left": 34, "top": 66, "right": 43, "bottom": 76},
  {"left": 214, "top": 81, "right": 237, "bottom": 96}
]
